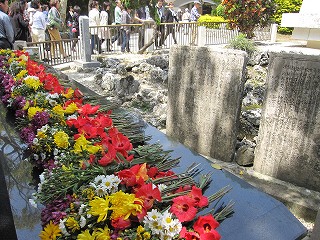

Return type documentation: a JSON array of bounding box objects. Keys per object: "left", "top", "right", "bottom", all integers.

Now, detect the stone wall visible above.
[
  {"left": 254, "top": 52, "right": 320, "bottom": 192},
  {"left": 166, "top": 45, "right": 248, "bottom": 162}
]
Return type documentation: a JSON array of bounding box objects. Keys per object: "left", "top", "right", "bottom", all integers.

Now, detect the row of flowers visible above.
[{"left": 0, "top": 49, "right": 231, "bottom": 240}]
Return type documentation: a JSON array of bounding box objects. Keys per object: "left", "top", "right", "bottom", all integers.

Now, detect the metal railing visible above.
[
  {"left": 26, "top": 38, "right": 82, "bottom": 65},
  {"left": 26, "top": 22, "right": 273, "bottom": 65}
]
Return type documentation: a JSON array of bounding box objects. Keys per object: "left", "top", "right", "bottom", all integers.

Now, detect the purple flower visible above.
[
  {"left": 41, "top": 195, "right": 74, "bottom": 226},
  {"left": 32, "top": 111, "right": 50, "bottom": 129},
  {"left": 20, "top": 126, "right": 36, "bottom": 145},
  {"left": 15, "top": 109, "right": 26, "bottom": 118},
  {"left": 12, "top": 96, "right": 26, "bottom": 109}
]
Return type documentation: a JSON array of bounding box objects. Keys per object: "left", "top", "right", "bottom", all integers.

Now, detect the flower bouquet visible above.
[{"left": 0, "top": 49, "right": 233, "bottom": 240}]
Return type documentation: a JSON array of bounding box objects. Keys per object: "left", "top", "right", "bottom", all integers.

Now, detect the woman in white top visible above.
[
  {"left": 88, "top": 0, "right": 101, "bottom": 54},
  {"left": 30, "top": 0, "right": 46, "bottom": 42},
  {"left": 99, "top": 1, "right": 111, "bottom": 51}
]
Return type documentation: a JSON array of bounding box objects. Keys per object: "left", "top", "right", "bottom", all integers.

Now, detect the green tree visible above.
[
  {"left": 273, "top": 0, "right": 302, "bottom": 34},
  {"left": 222, "top": 0, "right": 276, "bottom": 38}
]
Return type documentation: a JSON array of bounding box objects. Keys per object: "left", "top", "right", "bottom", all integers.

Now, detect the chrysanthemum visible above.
[
  {"left": 39, "top": 221, "right": 61, "bottom": 240},
  {"left": 24, "top": 75, "right": 43, "bottom": 90},
  {"left": 109, "top": 191, "right": 143, "bottom": 220},
  {"left": 28, "top": 106, "right": 43, "bottom": 120},
  {"left": 94, "top": 226, "right": 111, "bottom": 240},
  {"left": 170, "top": 195, "right": 197, "bottom": 222},
  {"left": 88, "top": 196, "right": 111, "bottom": 223},
  {"left": 77, "top": 229, "right": 95, "bottom": 240},
  {"left": 65, "top": 217, "right": 80, "bottom": 233}
]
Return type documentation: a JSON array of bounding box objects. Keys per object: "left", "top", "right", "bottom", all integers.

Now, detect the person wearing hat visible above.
[{"left": 190, "top": 0, "right": 201, "bottom": 45}]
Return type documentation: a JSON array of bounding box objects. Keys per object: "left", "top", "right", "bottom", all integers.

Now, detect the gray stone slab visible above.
[
  {"left": 166, "top": 45, "right": 248, "bottom": 162},
  {"left": 254, "top": 52, "right": 320, "bottom": 192}
]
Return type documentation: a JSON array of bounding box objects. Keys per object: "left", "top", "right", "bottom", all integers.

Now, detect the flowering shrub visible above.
[{"left": 0, "top": 49, "right": 233, "bottom": 240}]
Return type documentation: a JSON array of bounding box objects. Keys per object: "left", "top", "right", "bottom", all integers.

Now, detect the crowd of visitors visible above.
[{"left": 0, "top": 0, "right": 202, "bottom": 55}]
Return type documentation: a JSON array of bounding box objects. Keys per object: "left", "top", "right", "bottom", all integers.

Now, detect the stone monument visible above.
[
  {"left": 74, "top": 16, "right": 100, "bottom": 68},
  {"left": 254, "top": 52, "right": 320, "bottom": 192},
  {"left": 281, "top": 0, "right": 320, "bottom": 48},
  {"left": 166, "top": 45, "right": 248, "bottom": 162}
]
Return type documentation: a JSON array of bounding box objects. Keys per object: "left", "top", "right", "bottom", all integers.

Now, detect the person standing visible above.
[
  {"left": 65, "top": 6, "right": 73, "bottom": 38},
  {"left": 48, "top": 0, "right": 66, "bottom": 57},
  {"left": 99, "top": 1, "right": 111, "bottom": 52},
  {"left": 70, "top": 5, "right": 80, "bottom": 51},
  {"left": 163, "top": 2, "right": 178, "bottom": 45},
  {"left": 135, "top": 5, "right": 147, "bottom": 50},
  {"left": 190, "top": 0, "right": 201, "bottom": 45},
  {"left": 30, "top": 0, "right": 46, "bottom": 42},
  {"left": 112, "top": 0, "right": 122, "bottom": 46},
  {"left": 120, "top": 6, "right": 131, "bottom": 53},
  {"left": 181, "top": 8, "right": 190, "bottom": 34},
  {"left": 155, "top": 0, "right": 165, "bottom": 48},
  {"left": 88, "top": 0, "right": 101, "bottom": 54},
  {"left": 0, "top": 0, "right": 14, "bottom": 49},
  {"left": 9, "top": 1, "right": 29, "bottom": 41}
]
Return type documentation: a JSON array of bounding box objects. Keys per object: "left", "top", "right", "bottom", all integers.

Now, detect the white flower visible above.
[
  {"left": 79, "top": 204, "right": 87, "bottom": 215},
  {"left": 59, "top": 219, "right": 70, "bottom": 236},
  {"left": 40, "top": 153, "right": 46, "bottom": 160},
  {"left": 53, "top": 148, "right": 59, "bottom": 156},
  {"left": 33, "top": 154, "right": 39, "bottom": 161},
  {"left": 157, "top": 184, "right": 168, "bottom": 192},
  {"left": 67, "top": 114, "right": 77, "bottom": 120},
  {"left": 39, "top": 124, "right": 48, "bottom": 132},
  {"left": 39, "top": 173, "right": 45, "bottom": 183},
  {"left": 95, "top": 185, "right": 108, "bottom": 197},
  {"left": 49, "top": 99, "right": 57, "bottom": 106},
  {"left": 79, "top": 216, "right": 87, "bottom": 228},
  {"left": 32, "top": 138, "right": 39, "bottom": 145}
]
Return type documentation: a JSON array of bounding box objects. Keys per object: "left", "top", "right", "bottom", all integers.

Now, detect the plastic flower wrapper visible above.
[{"left": 0, "top": 50, "right": 234, "bottom": 240}]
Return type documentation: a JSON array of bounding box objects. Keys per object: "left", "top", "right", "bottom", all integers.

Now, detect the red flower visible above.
[
  {"left": 117, "top": 163, "right": 149, "bottom": 187},
  {"left": 41, "top": 73, "right": 63, "bottom": 93},
  {"left": 111, "top": 217, "right": 131, "bottom": 230},
  {"left": 199, "top": 231, "right": 221, "bottom": 240},
  {"left": 170, "top": 195, "right": 197, "bottom": 222},
  {"left": 73, "top": 88, "right": 83, "bottom": 98},
  {"left": 78, "top": 104, "right": 100, "bottom": 115},
  {"left": 189, "top": 186, "right": 208, "bottom": 208},
  {"left": 98, "top": 146, "right": 116, "bottom": 167},
  {"left": 193, "top": 215, "right": 219, "bottom": 235},
  {"left": 135, "top": 183, "right": 162, "bottom": 210}
]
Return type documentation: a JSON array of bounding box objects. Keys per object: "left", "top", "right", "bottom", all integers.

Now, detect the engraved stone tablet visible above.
[
  {"left": 166, "top": 45, "right": 248, "bottom": 162},
  {"left": 254, "top": 52, "right": 320, "bottom": 191}
]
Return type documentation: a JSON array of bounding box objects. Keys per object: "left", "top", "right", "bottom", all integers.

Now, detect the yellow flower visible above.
[
  {"left": 77, "top": 230, "right": 95, "bottom": 240},
  {"left": 110, "top": 191, "right": 143, "bottom": 220},
  {"left": 87, "top": 144, "right": 101, "bottom": 154},
  {"left": 63, "top": 88, "right": 74, "bottom": 99},
  {"left": 16, "top": 69, "right": 28, "bottom": 80},
  {"left": 64, "top": 102, "right": 78, "bottom": 114},
  {"left": 24, "top": 76, "right": 43, "bottom": 90},
  {"left": 88, "top": 196, "right": 111, "bottom": 223},
  {"left": 53, "top": 131, "right": 70, "bottom": 149},
  {"left": 73, "top": 135, "right": 89, "bottom": 154},
  {"left": 28, "top": 106, "right": 43, "bottom": 120},
  {"left": 143, "top": 232, "right": 151, "bottom": 240},
  {"left": 22, "top": 100, "right": 30, "bottom": 110},
  {"left": 52, "top": 105, "right": 65, "bottom": 118},
  {"left": 19, "top": 53, "right": 28, "bottom": 62},
  {"left": 39, "top": 221, "right": 61, "bottom": 240},
  {"left": 94, "top": 226, "right": 111, "bottom": 240},
  {"left": 65, "top": 217, "right": 80, "bottom": 232},
  {"left": 37, "top": 131, "right": 47, "bottom": 139},
  {"left": 83, "top": 188, "right": 95, "bottom": 200},
  {"left": 137, "top": 225, "right": 145, "bottom": 234}
]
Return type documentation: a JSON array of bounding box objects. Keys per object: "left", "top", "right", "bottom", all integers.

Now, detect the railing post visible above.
[
  {"left": 144, "top": 20, "right": 155, "bottom": 51},
  {"left": 77, "top": 16, "right": 100, "bottom": 68},
  {"left": 197, "top": 26, "right": 206, "bottom": 46},
  {"left": 270, "top": 23, "right": 278, "bottom": 43}
]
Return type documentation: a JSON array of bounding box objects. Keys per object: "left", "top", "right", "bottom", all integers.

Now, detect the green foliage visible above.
[
  {"left": 228, "top": 33, "right": 257, "bottom": 55},
  {"left": 215, "top": 4, "right": 227, "bottom": 18},
  {"left": 198, "top": 15, "right": 226, "bottom": 28},
  {"left": 222, "top": 0, "right": 276, "bottom": 38},
  {"left": 273, "top": 0, "right": 302, "bottom": 34}
]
